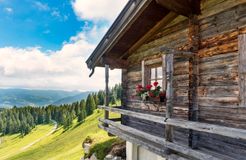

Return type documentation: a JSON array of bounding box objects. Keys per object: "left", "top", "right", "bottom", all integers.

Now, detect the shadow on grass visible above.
[{"left": 71, "top": 121, "right": 84, "bottom": 130}]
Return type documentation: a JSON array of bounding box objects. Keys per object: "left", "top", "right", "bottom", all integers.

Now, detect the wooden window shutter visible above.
[{"left": 239, "top": 34, "right": 246, "bottom": 107}]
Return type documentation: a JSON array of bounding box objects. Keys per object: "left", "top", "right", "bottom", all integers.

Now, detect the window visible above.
[
  {"left": 151, "top": 66, "right": 163, "bottom": 88},
  {"left": 142, "top": 55, "right": 166, "bottom": 91}
]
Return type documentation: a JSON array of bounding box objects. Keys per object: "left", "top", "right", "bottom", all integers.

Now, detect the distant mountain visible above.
[
  {"left": 52, "top": 92, "right": 91, "bottom": 105},
  {"left": 0, "top": 89, "right": 91, "bottom": 108}
]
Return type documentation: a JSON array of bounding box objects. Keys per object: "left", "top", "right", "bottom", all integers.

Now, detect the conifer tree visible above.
[{"left": 85, "top": 94, "right": 96, "bottom": 116}]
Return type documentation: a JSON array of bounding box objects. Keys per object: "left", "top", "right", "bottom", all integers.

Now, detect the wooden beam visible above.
[
  {"left": 99, "top": 124, "right": 167, "bottom": 157},
  {"left": 155, "top": 0, "right": 201, "bottom": 17},
  {"left": 99, "top": 119, "right": 220, "bottom": 160},
  {"left": 98, "top": 106, "right": 246, "bottom": 140},
  {"left": 188, "top": 15, "right": 199, "bottom": 148},
  {"left": 108, "top": 118, "right": 122, "bottom": 122},
  {"left": 102, "top": 57, "right": 128, "bottom": 69},
  {"left": 239, "top": 34, "right": 246, "bottom": 107},
  {"left": 104, "top": 65, "right": 109, "bottom": 127},
  {"left": 160, "top": 47, "right": 194, "bottom": 56},
  {"left": 162, "top": 55, "right": 166, "bottom": 90},
  {"left": 165, "top": 54, "right": 174, "bottom": 154},
  {"left": 122, "top": 12, "right": 178, "bottom": 57}
]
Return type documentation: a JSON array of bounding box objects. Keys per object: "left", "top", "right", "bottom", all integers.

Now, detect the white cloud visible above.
[
  {"left": 34, "top": 1, "right": 50, "bottom": 11},
  {"left": 0, "top": 0, "right": 128, "bottom": 91},
  {"left": 0, "top": 27, "right": 121, "bottom": 91},
  {"left": 51, "top": 10, "right": 69, "bottom": 22},
  {"left": 4, "top": 7, "right": 13, "bottom": 13},
  {"left": 72, "top": 0, "right": 128, "bottom": 22}
]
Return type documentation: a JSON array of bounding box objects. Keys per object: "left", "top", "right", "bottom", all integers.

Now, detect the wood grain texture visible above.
[
  {"left": 239, "top": 34, "right": 246, "bottom": 106},
  {"left": 99, "top": 118, "right": 220, "bottom": 160},
  {"left": 165, "top": 54, "right": 174, "bottom": 152},
  {"left": 119, "top": 1, "right": 246, "bottom": 159},
  {"left": 104, "top": 65, "right": 109, "bottom": 127},
  {"left": 98, "top": 106, "right": 246, "bottom": 141}
]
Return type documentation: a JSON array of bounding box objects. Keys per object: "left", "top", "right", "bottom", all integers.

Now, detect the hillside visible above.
[
  {"left": 0, "top": 109, "right": 119, "bottom": 160},
  {"left": 52, "top": 92, "right": 91, "bottom": 105},
  {"left": 0, "top": 89, "right": 91, "bottom": 107}
]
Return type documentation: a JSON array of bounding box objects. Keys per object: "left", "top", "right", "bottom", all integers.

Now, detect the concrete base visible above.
[{"left": 126, "top": 141, "right": 166, "bottom": 160}]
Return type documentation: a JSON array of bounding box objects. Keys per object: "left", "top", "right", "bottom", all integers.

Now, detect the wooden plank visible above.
[
  {"left": 98, "top": 106, "right": 246, "bottom": 140},
  {"left": 99, "top": 118, "right": 220, "bottom": 160},
  {"left": 165, "top": 54, "right": 174, "bottom": 150},
  {"left": 99, "top": 105, "right": 165, "bottom": 123},
  {"left": 155, "top": 0, "right": 201, "bottom": 17},
  {"left": 122, "top": 69, "right": 128, "bottom": 108},
  {"left": 125, "top": 12, "right": 178, "bottom": 57},
  {"left": 104, "top": 65, "right": 109, "bottom": 127},
  {"left": 160, "top": 47, "right": 194, "bottom": 56},
  {"left": 109, "top": 118, "right": 122, "bottom": 122},
  {"left": 239, "top": 34, "right": 246, "bottom": 107},
  {"left": 98, "top": 124, "right": 167, "bottom": 157},
  {"left": 144, "top": 57, "right": 162, "bottom": 66}
]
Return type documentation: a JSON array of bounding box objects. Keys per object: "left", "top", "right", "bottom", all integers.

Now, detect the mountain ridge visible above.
[{"left": 0, "top": 88, "right": 92, "bottom": 107}]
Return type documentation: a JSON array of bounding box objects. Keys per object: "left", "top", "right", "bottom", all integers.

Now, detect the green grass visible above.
[
  {"left": 86, "top": 137, "right": 124, "bottom": 160},
  {"left": 0, "top": 109, "right": 120, "bottom": 160},
  {"left": 0, "top": 124, "right": 54, "bottom": 160}
]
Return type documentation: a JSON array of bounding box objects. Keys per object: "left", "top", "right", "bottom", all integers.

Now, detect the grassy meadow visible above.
[{"left": 0, "top": 109, "right": 120, "bottom": 160}]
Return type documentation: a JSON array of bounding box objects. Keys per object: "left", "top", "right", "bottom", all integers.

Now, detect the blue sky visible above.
[
  {"left": 0, "top": 0, "right": 87, "bottom": 50},
  {"left": 0, "top": 0, "right": 128, "bottom": 91}
]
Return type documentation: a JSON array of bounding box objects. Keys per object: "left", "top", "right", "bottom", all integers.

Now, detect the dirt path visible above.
[{"left": 21, "top": 120, "right": 57, "bottom": 151}]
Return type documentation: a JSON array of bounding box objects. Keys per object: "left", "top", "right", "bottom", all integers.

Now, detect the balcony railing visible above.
[{"left": 98, "top": 105, "right": 246, "bottom": 160}]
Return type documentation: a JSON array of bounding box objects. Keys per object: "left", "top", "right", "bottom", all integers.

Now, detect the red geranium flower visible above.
[
  {"left": 153, "top": 81, "right": 158, "bottom": 87},
  {"left": 146, "top": 84, "right": 152, "bottom": 90},
  {"left": 136, "top": 84, "right": 143, "bottom": 89},
  {"left": 149, "top": 92, "right": 154, "bottom": 97}
]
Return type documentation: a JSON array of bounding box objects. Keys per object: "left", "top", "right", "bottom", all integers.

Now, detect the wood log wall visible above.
[{"left": 122, "top": 0, "right": 246, "bottom": 159}]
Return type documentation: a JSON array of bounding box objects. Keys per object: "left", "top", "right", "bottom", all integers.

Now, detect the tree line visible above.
[{"left": 0, "top": 84, "right": 122, "bottom": 136}]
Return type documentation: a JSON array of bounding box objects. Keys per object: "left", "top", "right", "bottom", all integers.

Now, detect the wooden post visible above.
[
  {"left": 239, "top": 34, "right": 246, "bottom": 107},
  {"left": 104, "top": 64, "right": 109, "bottom": 127},
  {"left": 165, "top": 54, "right": 174, "bottom": 154},
  {"left": 188, "top": 15, "right": 199, "bottom": 148},
  {"left": 121, "top": 69, "right": 127, "bottom": 125}
]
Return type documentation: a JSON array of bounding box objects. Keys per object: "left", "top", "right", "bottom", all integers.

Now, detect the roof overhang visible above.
[{"left": 86, "top": 0, "right": 200, "bottom": 76}]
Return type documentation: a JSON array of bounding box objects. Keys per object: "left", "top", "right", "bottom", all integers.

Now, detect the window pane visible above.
[
  {"left": 157, "top": 79, "right": 163, "bottom": 89},
  {"left": 151, "top": 80, "right": 156, "bottom": 86},
  {"left": 151, "top": 68, "right": 156, "bottom": 79},
  {"left": 157, "top": 67, "right": 162, "bottom": 78}
]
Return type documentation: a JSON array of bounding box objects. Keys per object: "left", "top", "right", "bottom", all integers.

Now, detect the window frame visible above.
[{"left": 141, "top": 55, "right": 166, "bottom": 91}]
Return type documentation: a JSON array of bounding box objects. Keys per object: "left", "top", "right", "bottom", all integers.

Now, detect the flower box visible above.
[{"left": 135, "top": 82, "right": 166, "bottom": 103}]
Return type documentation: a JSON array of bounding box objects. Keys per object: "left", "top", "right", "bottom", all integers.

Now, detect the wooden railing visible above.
[{"left": 98, "top": 105, "right": 246, "bottom": 160}]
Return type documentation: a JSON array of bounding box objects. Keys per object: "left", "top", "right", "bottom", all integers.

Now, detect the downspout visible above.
[{"left": 89, "top": 68, "right": 95, "bottom": 77}]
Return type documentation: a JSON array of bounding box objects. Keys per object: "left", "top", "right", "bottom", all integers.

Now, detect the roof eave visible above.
[{"left": 86, "top": 0, "right": 152, "bottom": 70}]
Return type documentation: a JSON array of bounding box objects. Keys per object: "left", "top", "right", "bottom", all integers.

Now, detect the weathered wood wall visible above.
[{"left": 122, "top": 0, "right": 246, "bottom": 159}]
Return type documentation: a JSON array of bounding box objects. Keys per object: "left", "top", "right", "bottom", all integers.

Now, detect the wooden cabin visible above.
[{"left": 86, "top": 0, "right": 246, "bottom": 159}]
